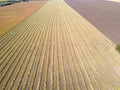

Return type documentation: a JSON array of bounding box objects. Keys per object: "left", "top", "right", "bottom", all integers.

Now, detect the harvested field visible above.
[
  {"left": 0, "top": 1, "right": 46, "bottom": 36},
  {"left": 65, "top": 0, "right": 120, "bottom": 44},
  {"left": 0, "top": 0, "right": 120, "bottom": 90}
]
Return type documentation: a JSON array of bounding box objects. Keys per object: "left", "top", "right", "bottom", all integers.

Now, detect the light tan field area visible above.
[
  {"left": 0, "top": 0, "right": 120, "bottom": 90},
  {"left": 0, "top": 0, "right": 6, "bottom": 1},
  {"left": 107, "top": 0, "right": 120, "bottom": 2},
  {"left": 0, "top": 1, "right": 46, "bottom": 36}
]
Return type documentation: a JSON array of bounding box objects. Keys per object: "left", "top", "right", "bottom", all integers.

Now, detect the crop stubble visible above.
[{"left": 0, "top": 0, "right": 120, "bottom": 90}]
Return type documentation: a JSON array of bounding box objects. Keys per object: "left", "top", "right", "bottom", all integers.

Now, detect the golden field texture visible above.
[{"left": 0, "top": 0, "right": 120, "bottom": 89}]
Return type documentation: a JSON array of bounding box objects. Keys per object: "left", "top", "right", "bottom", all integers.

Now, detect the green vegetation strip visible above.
[
  {"left": 116, "top": 45, "right": 120, "bottom": 52},
  {"left": 0, "top": 1, "right": 20, "bottom": 7}
]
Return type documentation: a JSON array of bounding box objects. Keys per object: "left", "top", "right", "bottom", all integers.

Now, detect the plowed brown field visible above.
[
  {"left": 0, "top": 0, "right": 120, "bottom": 90},
  {"left": 0, "top": 1, "right": 46, "bottom": 36},
  {"left": 65, "top": 0, "right": 120, "bottom": 44}
]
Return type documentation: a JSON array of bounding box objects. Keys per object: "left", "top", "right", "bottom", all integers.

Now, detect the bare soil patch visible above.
[
  {"left": 0, "top": 1, "right": 47, "bottom": 36},
  {"left": 65, "top": 0, "right": 120, "bottom": 44}
]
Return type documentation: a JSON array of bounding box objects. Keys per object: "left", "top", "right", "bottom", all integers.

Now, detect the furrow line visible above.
[
  {"left": 64, "top": 5, "right": 118, "bottom": 88},
  {"left": 59, "top": 10, "right": 74, "bottom": 90},
  {"left": 10, "top": 21, "right": 41, "bottom": 90},
  {"left": 62, "top": 13, "right": 81, "bottom": 90},
  {"left": 0, "top": 18, "right": 39, "bottom": 65},
  {"left": 25, "top": 15, "right": 47, "bottom": 90},
  {"left": 0, "top": 20, "right": 37, "bottom": 84},
  {"left": 0, "top": 21, "right": 36, "bottom": 72},
  {"left": 61, "top": 2, "right": 93, "bottom": 89},
  {"left": 40, "top": 9, "right": 54, "bottom": 90},
  {"left": 67, "top": 7, "right": 119, "bottom": 88},
  {"left": 32, "top": 15, "right": 49, "bottom": 90},
  {"left": 68, "top": 12, "right": 111, "bottom": 89},
  {"left": 0, "top": 18, "right": 38, "bottom": 90},
  {"left": 18, "top": 17, "right": 46, "bottom": 90},
  {"left": 56, "top": 4, "right": 67, "bottom": 90}
]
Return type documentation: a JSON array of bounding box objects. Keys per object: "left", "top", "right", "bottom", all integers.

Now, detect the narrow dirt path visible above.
[{"left": 0, "top": 0, "right": 120, "bottom": 89}]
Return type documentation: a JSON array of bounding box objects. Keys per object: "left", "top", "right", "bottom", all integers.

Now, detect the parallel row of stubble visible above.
[{"left": 0, "top": 0, "right": 120, "bottom": 90}]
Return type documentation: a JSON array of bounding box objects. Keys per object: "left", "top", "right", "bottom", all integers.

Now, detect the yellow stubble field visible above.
[{"left": 0, "top": 0, "right": 120, "bottom": 90}]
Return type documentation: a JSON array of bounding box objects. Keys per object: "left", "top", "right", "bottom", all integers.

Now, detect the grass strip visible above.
[{"left": 116, "top": 45, "right": 120, "bottom": 52}]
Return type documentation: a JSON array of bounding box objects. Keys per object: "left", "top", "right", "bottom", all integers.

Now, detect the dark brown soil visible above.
[{"left": 65, "top": 0, "right": 120, "bottom": 44}]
